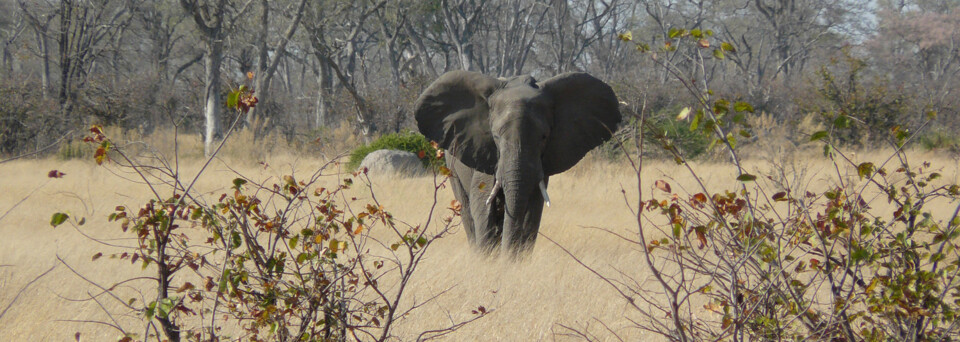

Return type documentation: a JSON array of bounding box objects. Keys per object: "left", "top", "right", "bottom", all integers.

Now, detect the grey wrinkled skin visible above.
[{"left": 414, "top": 71, "right": 621, "bottom": 256}]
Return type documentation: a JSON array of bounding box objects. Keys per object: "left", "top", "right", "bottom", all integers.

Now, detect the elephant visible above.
[{"left": 414, "top": 70, "right": 621, "bottom": 255}]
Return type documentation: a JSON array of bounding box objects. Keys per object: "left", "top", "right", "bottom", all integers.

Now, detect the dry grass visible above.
[{"left": 1, "top": 144, "right": 959, "bottom": 341}]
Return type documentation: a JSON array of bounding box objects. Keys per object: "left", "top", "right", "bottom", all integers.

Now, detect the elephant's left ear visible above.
[{"left": 540, "top": 72, "right": 621, "bottom": 175}]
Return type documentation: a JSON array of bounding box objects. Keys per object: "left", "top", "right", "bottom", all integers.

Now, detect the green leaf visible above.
[
  {"left": 296, "top": 253, "right": 310, "bottom": 264},
  {"left": 232, "top": 178, "right": 247, "bottom": 190},
  {"left": 713, "top": 99, "right": 729, "bottom": 116},
  {"left": 851, "top": 248, "right": 870, "bottom": 263},
  {"left": 226, "top": 90, "right": 240, "bottom": 110},
  {"left": 857, "top": 162, "right": 875, "bottom": 180},
  {"left": 737, "top": 174, "right": 757, "bottom": 182},
  {"left": 690, "top": 28, "right": 702, "bottom": 38},
  {"left": 713, "top": 49, "right": 725, "bottom": 60},
  {"left": 834, "top": 115, "right": 851, "bottom": 129},
  {"left": 50, "top": 212, "right": 69, "bottom": 227},
  {"left": 218, "top": 270, "right": 231, "bottom": 293},
  {"left": 733, "top": 101, "right": 754, "bottom": 113},
  {"left": 157, "top": 297, "right": 176, "bottom": 319},
  {"left": 672, "top": 222, "right": 682, "bottom": 238},
  {"left": 690, "top": 111, "right": 702, "bottom": 131},
  {"left": 668, "top": 28, "right": 683, "bottom": 39},
  {"left": 145, "top": 301, "right": 157, "bottom": 321},
  {"left": 720, "top": 42, "right": 736, "bottom": 52},
  {"left": 810, "top": 130, "right": 829, "bottom": 142},
  {"left": 289, "top": 235, "right": 299, "bottom": 249},
  {"left": 617, "top": 31, "right": 633, "bottom": 42},
  {"left": 230, "top": 231, "right": 242, "bottom": 249}
]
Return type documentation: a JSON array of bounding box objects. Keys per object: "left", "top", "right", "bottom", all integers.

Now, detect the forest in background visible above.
[{"left": 1, "top": 0, "right": 959, "bottom": 158}]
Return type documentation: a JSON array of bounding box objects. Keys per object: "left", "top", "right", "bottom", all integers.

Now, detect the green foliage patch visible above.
[{"left": 347, "top": 131, "right": 443, "bottom": 170}]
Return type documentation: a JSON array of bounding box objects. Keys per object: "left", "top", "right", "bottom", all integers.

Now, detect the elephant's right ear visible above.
[{"left": 415, "top": 71, "right": 503, "bottom": 174}]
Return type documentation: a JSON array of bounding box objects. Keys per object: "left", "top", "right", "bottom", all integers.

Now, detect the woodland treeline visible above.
[{"left": 1, "top": 0, "right": 958, "bottom": 156}]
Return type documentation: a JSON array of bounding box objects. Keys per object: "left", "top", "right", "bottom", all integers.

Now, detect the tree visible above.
[
  {"left": 245, "top": 0, "right": 307, "bottom": 136},
  {"left": 53, "top": 0, "right": 137, "bottom": 117},
  {"left": 178, "top": 0, "right": 253, "bottom": 156},
  {"left": 303, "top": 0, "right": 386, "bottom": 137}
]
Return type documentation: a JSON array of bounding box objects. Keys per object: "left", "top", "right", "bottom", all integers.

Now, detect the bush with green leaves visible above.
[
  {"left": 347, "top": 131, "right": 442, "bottom": 171},
  {"left": 644, "top": 108, "right": 711, "bottom": 159},
  {"left": 555, "top": 27, "right": 960, "bottom": 342},
  {"left": 51, "top": 87, "right": 487, "bottom": 342}
]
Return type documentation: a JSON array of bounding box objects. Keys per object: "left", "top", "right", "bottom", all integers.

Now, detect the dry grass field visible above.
[{"left": 2, "top": 143, "right": 959, "bottom": 341}]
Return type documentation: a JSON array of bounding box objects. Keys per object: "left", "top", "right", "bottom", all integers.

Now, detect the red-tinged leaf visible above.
[
  {"left": 692, "top": 193, "right": 707, "bottom": 203},
  {"left": 772, "top": 192, "right": 787, "bottom": 201},
  {"left": 694, "top": 226, "right": 708, "bottom": 249},
  {"left": 94, "top": 145, "right": 109, "bottom": 165},
  {"left": 436, "top": 149, "right": 445, "bottom": 159},
  {"left": 353, "top": 224, "right": 364, "bottom": 235},
  {"left": 698, "top": 39, "right": 710, "bottom": 48},
  {"left": 48, "top": 170, "right": 65, "bottom": 178},
  {"left": 176, "top": 282, "right": 195, "bottom": 293},
  {"left": 92, "top": 252, "right": 102, "bottom": 261},
  {"left": 478, "top": 306, "right": 487, "bottom": 314},
  {"left": 655, "top": 180, "right": 672, "bottom": 193}
]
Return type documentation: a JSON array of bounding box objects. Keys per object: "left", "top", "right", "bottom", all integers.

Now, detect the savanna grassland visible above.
[{"left": 2, "top": 139, "right": 959, "bottom": 341}]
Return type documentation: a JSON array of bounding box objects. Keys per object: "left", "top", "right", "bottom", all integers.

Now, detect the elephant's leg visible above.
[
  {"left": 468, "top": 173, "right": 502, "bottom": 252},
  {"left": 445, "top": 155, "right": 477, "bottom": 246}
]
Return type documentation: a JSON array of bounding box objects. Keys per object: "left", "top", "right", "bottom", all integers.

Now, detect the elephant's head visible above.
[{"left": 414, "top": 71, "right": 620, "bottom": 252}]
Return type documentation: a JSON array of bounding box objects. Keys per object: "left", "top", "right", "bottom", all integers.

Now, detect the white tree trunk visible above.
[{"left": 203, "top": 41, "right": 223, "bottom": 157}]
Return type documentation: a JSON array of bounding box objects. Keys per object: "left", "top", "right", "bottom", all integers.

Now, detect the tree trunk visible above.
[
  {"left": 58, "top": 1, "right": 73, "bottom": 117},
  {"left": 315, "top": 58, "right": 333, "bottom": 128},
  {"left": 35, "top": 29, "right": 50, "bottom": 100},
  {"left": 203, "top": 40, "right": 223, "bottom": 157}
]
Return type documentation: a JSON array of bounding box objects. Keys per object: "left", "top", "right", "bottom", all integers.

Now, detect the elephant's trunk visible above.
[{"left": 500, "top": 168, "right": 535, "bottom": 253}]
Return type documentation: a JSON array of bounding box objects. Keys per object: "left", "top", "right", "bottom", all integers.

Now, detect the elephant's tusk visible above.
[
  {"left": 539, "top": 181, "right": 551, "bottom": 207},
  {"left": 486, "top": 179, "right": 501, "bottom": 206}
]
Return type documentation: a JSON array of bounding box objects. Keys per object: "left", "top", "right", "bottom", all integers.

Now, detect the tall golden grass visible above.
[{"left": 2, "top": 134, "right": 959, "bottom": 340}]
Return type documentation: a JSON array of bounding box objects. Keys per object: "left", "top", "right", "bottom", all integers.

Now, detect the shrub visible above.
[
  {"left": 920, "top": 128, "right": 960, "bottom": 152},
  {"left": 50, "top": 90, "right": 487, "bottom": 342},
  {"left": 559, "top": 27, "right": 960, "bottom": 341},
  {"left": 645, "top": 109, "right": 711, "bottom": 159},
  {"left": 347, "top": 131, "right": 442, "bottom": 171}
]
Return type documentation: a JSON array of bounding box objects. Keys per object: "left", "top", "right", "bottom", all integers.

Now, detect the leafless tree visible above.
[{"left": 178, "top": 0, "right": 254, "bottom": 156}]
